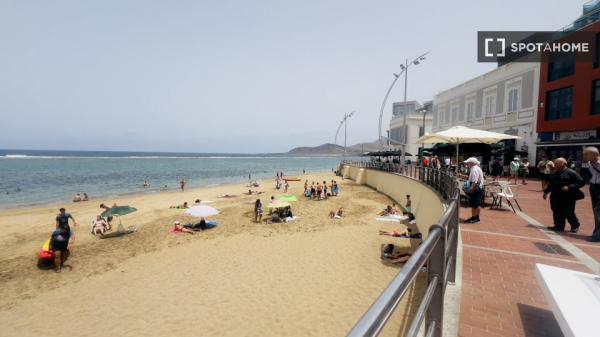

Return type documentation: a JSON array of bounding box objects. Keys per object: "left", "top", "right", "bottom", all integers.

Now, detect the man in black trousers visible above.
[
  {"left": 543, "top": 157, "right": 585, "bottom": 233},
  {"left": 584, "top": 147, "right": 600, "bottom": 242}
]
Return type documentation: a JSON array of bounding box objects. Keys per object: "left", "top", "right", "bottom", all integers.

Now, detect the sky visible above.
[{"left": 0, "top": 0, "right": 584, "bottom": 153}]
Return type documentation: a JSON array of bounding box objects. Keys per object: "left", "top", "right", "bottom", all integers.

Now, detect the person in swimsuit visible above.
[
  {"left": 173, "top": 221, "right": 194, "bottom": 234},
  {"left": 255, "top": 199, "right": 263, "bottom": 223},
  {"left": 91, "top": 215, "right": 109, "bottom": 235}
]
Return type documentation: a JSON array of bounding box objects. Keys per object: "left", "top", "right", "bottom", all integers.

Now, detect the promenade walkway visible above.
[{"left": 457, "top": 179, "right": 600, "bottom": 337}]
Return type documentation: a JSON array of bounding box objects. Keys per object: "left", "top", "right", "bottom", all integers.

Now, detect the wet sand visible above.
[{"left": 0, "top": 172, "right": 423, "bottom": 337}]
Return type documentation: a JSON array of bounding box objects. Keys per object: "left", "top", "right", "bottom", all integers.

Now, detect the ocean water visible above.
[{"left": 0, "top": 149, "right": 351, "bottom": 209}]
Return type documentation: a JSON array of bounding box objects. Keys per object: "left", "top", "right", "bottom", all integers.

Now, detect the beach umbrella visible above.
[
  {"left": 417, "top": 126, "right": 519, "bottom": 169},
  {"left": 101, "top": 205, "right": 137, "bottom": 218},
  {"left": 267, "top": 201, "right": 291, "bottom": 209},
  {"left": 278, "top": 195, "right": 298, "bottom": 202},
  {"left": 184, "top": 205, "right": 219, "bottom": 217},
  {"left": 100, "top": 205, "right": 138, "bottom": 231}
]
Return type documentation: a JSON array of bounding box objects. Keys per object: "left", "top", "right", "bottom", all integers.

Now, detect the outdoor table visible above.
[{"left": 535, "top": 263, "right": 600, "bottom": 337}]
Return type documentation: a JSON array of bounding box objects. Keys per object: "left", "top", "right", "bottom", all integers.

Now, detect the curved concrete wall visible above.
[{"left": 341, "top": 165, "right": 447, "bottom": 238}]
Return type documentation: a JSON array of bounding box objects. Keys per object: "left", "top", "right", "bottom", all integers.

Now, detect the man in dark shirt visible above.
[
  {"left": 55, "top": 207, "right": 77, "bottom": 239},
  {"left": 543, "top": 158, "right": 585, "bottom": 233}
]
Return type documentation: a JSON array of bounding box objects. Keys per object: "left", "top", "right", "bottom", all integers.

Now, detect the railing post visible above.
[
  {"left": 427, "top": 224, "right": 446, "bottom": 337},
  {"left": 446, "top": 198, "right": 459, "bottom": 284}
]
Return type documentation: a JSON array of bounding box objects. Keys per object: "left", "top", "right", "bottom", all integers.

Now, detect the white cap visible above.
[
  {"left": 514, "top": 157, "right": 519, "bottom": 161},
  {"left": 174, "top": 220, "right": 180, "bottom": 225},
  {"left": 464, "top": 157, "right": 479, "bottom": 165}
]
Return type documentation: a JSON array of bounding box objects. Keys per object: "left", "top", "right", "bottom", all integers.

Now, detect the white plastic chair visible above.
[{"left": 495, "top": 181, "right": 522, "bottom": 212}]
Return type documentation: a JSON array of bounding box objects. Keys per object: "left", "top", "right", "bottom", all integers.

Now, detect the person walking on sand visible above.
[
  {"left": 53, "top": 208, "right": 77, "bottom": 272},
  {"left": 180, "top": 179, "right": 186, "bottom": 192},
  {"left": 543, "top": 157, "right": 585, "bottom": 233},
  {"left": 464, "top": 157, "right": 484, "bottom": 224},
  {"left": 584, "top": 147, "right": 600, "bottom": 242},
  {"left": 254, "top": 199, "right": 263, "bottom": 223},
  {"left": 284, "top": 181, "right": 289, "bottom": 193},
  {"left": 56, "top": 207, "right": 77, "bottom": 241}
]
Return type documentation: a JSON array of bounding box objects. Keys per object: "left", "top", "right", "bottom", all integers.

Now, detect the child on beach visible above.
[{"left": 255, "top": 199, "right": 263, "bottom": 223}]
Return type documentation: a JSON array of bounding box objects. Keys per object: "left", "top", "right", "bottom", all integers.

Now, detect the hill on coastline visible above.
[{"left": 286, "top": 139, "right": 387, "bottom": 155}]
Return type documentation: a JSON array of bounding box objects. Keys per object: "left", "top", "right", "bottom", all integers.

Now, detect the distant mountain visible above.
[
  {"left": 286, "top": 143, "right": 346, "bottom": 155},
  {"left": 286, "top": 139, "right": 388, "bottom": 155}
]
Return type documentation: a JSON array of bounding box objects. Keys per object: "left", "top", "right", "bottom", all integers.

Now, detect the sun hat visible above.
[
  {"left": 174, "top": 220, "right": 180, "bottom": 225},
  {"left": 464, "top": 157, "right": 479, "bottom": 165}
]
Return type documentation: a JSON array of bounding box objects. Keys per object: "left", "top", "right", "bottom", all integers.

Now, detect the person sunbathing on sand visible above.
[
  {"left": 381, "top": 244, "right": 413, "bottom": 265},
  {"left": 378, "top": 228, "right": 422, "bottom": 239},
  {"left": 218, "top": 194, "right": 237, "bottom": 198},
  {"left": 329, "top": 207, "right": 344, "bottom": 219},
  {"left": 379, "top": 205, "right": 395, "bottom": 216},
  {"left": 169, "top": 201, "right": 189, "bottom": 209},
  {"left": 172, "top": 221, "right": 194, "bottom": 234}
]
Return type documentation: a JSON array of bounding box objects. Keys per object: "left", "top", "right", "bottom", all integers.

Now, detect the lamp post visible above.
[
  {"left": 400, "top": 52, "right": 429, "bottom": 166},
  {"left": 334, "top": 120, "right": 344, "bottom": 146},
  {"left": 417, "top": 107, "right": 428, "bottom": 155},
  {"left": 378, "top": 52, "right": 429, "bottom": 153},
  {"left": 341, "top": 111, "right": 355, "bottom": 158}
]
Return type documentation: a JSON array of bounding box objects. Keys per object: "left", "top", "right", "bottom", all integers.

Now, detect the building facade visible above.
[
  {"left": 432, "top": 62, "right": 541, "bottom": 164},
  {"left": 536, "top": 10, "right": 600, "bottom": 169},
  {"left": 388, "top": 100, "right": 432, "bottom": 156}
]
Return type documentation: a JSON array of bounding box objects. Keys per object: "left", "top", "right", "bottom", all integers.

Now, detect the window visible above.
[
  {"left": 507, "top": 88, "right": 519, "bottom": 113},
  {"left": 432, "top": 111, "right": 438, "bottom": 127},
  {"left": 548, "top": 56, "right": 575, "bottom": 82},
  {"left": 592, "top": 80, "right": 600, "bottom": 115},
  {"left": 475, "top": 102, "right": 482, "bottom": 118},
  {"left": 445, "top": 109, "right": 450, "bottom": 124},
  {"left": 458, "top": 105, "right": 465, "bottom": 121},
  {"left": 451, "top": 107, "right": 458, "bottom": 123},
  {"left": 485, "top": 95, "right": 495, "bottom": 116},
  {"left": 546, "top": 87, "right": 573, "bottom": 120},
  {"left": 466, "top": 102, "right": 474, "bottom": 120}
]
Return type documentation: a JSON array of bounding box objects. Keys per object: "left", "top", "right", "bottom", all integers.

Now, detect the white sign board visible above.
[{"left": 535, "top": 264, "right": 600, "bottom": 337}]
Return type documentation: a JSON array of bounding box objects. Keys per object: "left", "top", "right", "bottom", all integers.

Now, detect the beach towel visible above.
[
  {"left": 278, "top": 195, "right": 298, "bottom": 202},
  {"left": 375, "top": 215, "right": 409, "bottom": 223}
]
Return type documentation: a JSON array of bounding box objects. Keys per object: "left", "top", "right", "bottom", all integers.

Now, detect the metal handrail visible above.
[{"left": 342, "top": 161, "right": 459, "bottom": 337}]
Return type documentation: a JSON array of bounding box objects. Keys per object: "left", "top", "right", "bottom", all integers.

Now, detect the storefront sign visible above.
[{"left": 554, "top": 130, "right": 597, "bottom": 141}]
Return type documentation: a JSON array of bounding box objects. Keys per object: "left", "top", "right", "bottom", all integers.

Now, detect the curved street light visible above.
[
  {"left": 335, "top": 111, "right": 355, "bottom": 157},
  {"left": 377, "top": 52, "right": 429, "bottom": 159}
]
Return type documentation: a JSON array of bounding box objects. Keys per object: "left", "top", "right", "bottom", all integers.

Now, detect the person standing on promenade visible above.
[
  {"left": 180, "top": 179, "right": 186, "bottom": 192},
  {"left": 520, "top": 158, "right": 530, "bottom": 185},
  {"left": 509, "top": 157, "right": 520, "bottom": 184},
  {"left": 537, "top": 154, "right": 554, "bottom": 191},
  {"left": 584, "top": 147, "right": 600, "bottom": 242},
  {"left": 464, "top": 157, "right": 484, "bottom": 224},
  {"left": 543, "top": 157, "right": 585, "bottom": 233}
]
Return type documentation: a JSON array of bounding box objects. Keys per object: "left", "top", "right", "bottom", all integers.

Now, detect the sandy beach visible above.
[{"left": 0, "top": 172, "right": 423, "bottom": 337}]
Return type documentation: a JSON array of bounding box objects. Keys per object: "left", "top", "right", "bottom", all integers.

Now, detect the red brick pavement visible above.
[
  {"left": 510, "top": 179, "right": 600, "bottom": 261},
  {"left": 457, "top": 178, "right": 597, "bottom": 337}
]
